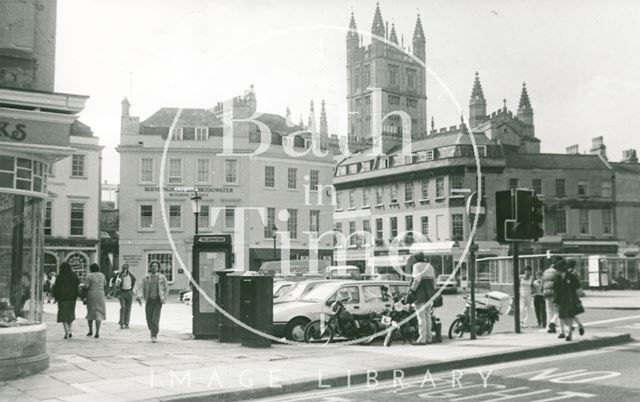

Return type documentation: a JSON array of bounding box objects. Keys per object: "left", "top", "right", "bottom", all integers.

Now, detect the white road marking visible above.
[
  {"left": 530, "top": 391, "right": 596, "bottom": 401},
  {"left": 582, "top": 314, "right": 640, "bottom": 327}
]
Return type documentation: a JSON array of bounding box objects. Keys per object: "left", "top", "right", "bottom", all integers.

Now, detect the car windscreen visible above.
[
  {"left": 300, "top": 282, "right": 342, "bottom": 302},
  {"left": 274, "top": 283, "right": 294, "bottom": 297}
]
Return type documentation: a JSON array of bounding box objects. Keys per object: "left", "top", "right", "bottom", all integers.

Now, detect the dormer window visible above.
[
  {"left": 195, "top": 127, "right": 208, "bottom": 141},
  {"left": 426, "top": 150, "right": 435, "bottom": 161},
  {"left": 171, "top": 127, "right": 183, "bottom": 141},
  {"left": 417, "top": 151, "right": 427, "bottom": 162},
  {"left": 348, "top": 164, "right": 358, "bottom": 175}
]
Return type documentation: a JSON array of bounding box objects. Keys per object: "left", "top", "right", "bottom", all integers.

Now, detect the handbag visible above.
[
  {"left": 576, "top": 288, "right": 585, "bottom": 298},
  {"left": 432, "top": 294, "right": 443, "bottom": 308},
  {"left": 574, "top": 299, "right": 585, "bottom": 315}
]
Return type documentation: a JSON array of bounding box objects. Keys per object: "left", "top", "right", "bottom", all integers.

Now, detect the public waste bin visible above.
[
  {"left": 219, "top": 271, "right": 243, "bottom": 343},
  {"left": 239, "top": 275, "right": 273, "bottom": 348}
]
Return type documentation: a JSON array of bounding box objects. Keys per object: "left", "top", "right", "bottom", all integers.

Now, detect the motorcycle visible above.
[
  {"left": 381, "top": 295, "right": 442, "bottom": 346},
  {"left": 448, "top": 295, "right": 502, "bottom": 339},
  {"left": 304, "top": 297, "right": 378, "bottom": 344}
]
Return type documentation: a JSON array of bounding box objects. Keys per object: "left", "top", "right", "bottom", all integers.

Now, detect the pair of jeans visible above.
[
  {"left": 520, "top": 293, "right": 533, "bottom": 325},
  {"left": 545, "top": 297, "right": 559, "bottom": 329},
  {"left": 533, "top": 295, "right": 546, "bottom": 326},
  {"left": 415, "top": 303, "right": 432, "bottom": 343},
  {"left": 118, "top": 289, "right": 133, "bottom": 326},
  {"left": 145, "top": 298, "right": 163, "bottom": 337}
]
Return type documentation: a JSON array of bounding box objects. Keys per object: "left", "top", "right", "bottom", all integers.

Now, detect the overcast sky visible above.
[{"left": 54, "top": 0, "right": 640, "bottom": 184}]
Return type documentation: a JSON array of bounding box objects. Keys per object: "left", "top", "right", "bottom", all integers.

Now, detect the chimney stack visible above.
[
  {"left": 589, "top": 136, "right": 607, "bottom": 160},
  {"left": 566, "top": 144, "right": 579, "bottom": 154},
  {"left": 622, "top": 149, "right": 638, "bottom": 163}
]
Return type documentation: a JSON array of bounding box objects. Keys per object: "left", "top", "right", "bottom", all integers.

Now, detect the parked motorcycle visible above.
[
  {"left": 381, "top": 295, "right": 442, "bottom": 346},
  {"left": 448, "top": 295, "right": 502, "bottom": 339},
  {"left": 304, "top": 297, "right": 378, "bottom": 344}
]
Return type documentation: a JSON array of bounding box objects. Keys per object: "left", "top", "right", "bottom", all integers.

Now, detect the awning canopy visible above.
[{"left": 409, "top": 241, "right": 458, "bottom": 254}]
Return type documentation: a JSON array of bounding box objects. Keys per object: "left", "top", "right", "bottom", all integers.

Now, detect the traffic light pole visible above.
[
  {"left": 469, "top": 239, "right": 477, "bottom": 340},
  {"left": 512, "top": 241, "right": 521, "bottom": 334}
]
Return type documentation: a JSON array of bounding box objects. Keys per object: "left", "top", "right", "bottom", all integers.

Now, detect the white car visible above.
[
  {"left": 182, "top": 291, "right": 193, "bottom": 304},
  {"left": 273, "top": 279, "right": 331, "bottom": 305},
  {"left": 272, "top": 280, "right": 410, "bottom": 342}
]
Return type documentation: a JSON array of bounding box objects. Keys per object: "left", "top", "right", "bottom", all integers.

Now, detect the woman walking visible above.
[
  {"left": 566, "top": 260, "right": 585, "bottom": 335},
  {"left": 533, "top": 271, "right": 546, "bottom": 327},
  {"left": 519, "top": 266, "right": 534, "bottom": 328},
  {"left": 554, "top": 263, "right": 581, "bottom": 341},
  {"left": 52, "top": 262, "right": 79, "bottom": 339},
  {"left": 84, "top": 263, "right": 107, "bottom": 338}
]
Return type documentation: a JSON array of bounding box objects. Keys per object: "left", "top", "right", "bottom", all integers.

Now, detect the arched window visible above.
[
  {"left": 44, "top": 253, "right": 58, "bottom": 275},
  {"left": 67, "top": 253, "right": 88, "bottom": 282}
]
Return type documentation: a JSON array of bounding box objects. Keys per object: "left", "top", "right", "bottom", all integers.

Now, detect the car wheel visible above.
[{"left": 285, "top": 317, "right": 310, "bottom": 342}]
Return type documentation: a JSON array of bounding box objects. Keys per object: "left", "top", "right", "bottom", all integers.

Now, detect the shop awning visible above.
[{"left": 409, "top": 241, "right": 458, "bottom": 254}]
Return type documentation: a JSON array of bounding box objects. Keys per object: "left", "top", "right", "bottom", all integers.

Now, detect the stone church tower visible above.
[{"left": 346, "top": 4, "right": 428, "bottom": 150}]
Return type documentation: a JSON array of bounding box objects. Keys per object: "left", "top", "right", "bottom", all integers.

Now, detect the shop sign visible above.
[
  {"left": 0, "top": 117, "right": 70, "bottom": 147},
  {"left": 143, "top": 186, "right": 233, "bottom": 198},
  {"left": 122, "top": 254, "right": 142, "bottom": 268}
]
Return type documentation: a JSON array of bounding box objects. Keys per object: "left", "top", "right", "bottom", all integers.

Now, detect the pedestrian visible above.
[
  {"left": 43, "top": 273, "right": 51, "bottom": 303},
  {"left": 566, "top": 260, "right": 585, "bottom": 336},
  {"left": 542, "top": 258, "right": 564, "bottom": 337},
  {"left": 554, "top": 262, "right": 581, "bottom": 341},
  {"left": 519, "top": 266, "right": 534, "bottom": 328},
  {"left": 51, "top": 262, "right": 80, "bottom": 339},
  {"left": 135, "top": 260, "right": 169, "bottom": 343},
  {"left": 115, "top": 264, "right": 136, "bottom": 329},
  {"left": 407, "top": 252, "right": 436, "bottom": 345},
  {"left": 84, "top": 263, "right": 107, "bottom": 338},
  {"left": 532, "top": 271, "right": 546, "bottom": 327}
]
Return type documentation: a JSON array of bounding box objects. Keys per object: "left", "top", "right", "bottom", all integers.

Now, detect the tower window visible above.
[{"left": 388, "top": 64, "right": 399, "bottom": 86}]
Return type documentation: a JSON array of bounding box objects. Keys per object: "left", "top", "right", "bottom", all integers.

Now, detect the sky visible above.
[{"left": 54, "top": 0, "right": 640, "bottom": 184}]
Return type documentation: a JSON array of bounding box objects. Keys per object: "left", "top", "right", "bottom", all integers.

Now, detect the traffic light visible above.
[{"left": 495, "top": 189, "right": 545, "bottom": 243}]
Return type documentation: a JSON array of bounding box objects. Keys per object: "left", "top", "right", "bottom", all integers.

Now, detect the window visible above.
[
  {"left": 532, "top": 179, "right": 542, "bottom": 195},
  {"left": 224, "top": 159, "right": 238, "bottom": 184},
  {"left": 405, "top": 182, "right": 414, "bottom": 202},
  {"left": 436, "top": 177, "right": 444, "bottom": 198},
  {"left": 407, "top": 69, "right": 416, "bottom": 88},
  {"left": 198, "top": 205, "right": 210, "bottom": 231},
  {"left": 169, "top": 205, "right": 182, "bottom": 229},
  {"left": 421, "top": 179, "right": 429, "bottom": 199},
  {"left": 264, "top": 166, "right": 275, "bottom": 188},
  {"left": 171, "top": 127, "right": 183, "bottom": 140},
  {"left": 601, "top": 180, "right": 612, "bottom": 198},
  {"left": 195, "top": 127, "right": 208, "bottom": 141},
  {"left": 555, "top": 207, "right": 567, "bottom": 234},
  {"left": 578, "top": 181, "right": 588, "bottom": 196},
  {"left": 388, "top": 64, "right": 398, "bottom": 85},
  {"left": 349, "top": 190, "right": 355, "bottom": 208},
  {"left": 362, "top": 188, "right": 370, "bottom": 206},
  {"left": 579, "top": 209, "right": 590, "bottom": 234},
  {"left": 390, "top": 184, "right": 398, "bottom": 203},
  {"left": 140, "top": 204, "right": 153, "bottom": 229},
  {"left": 476, "top": 175, "right": 486, "bottom": 198},
  {"left": 265, "top": 207, "right": 276, "bottom": 238},
  {"left": 168, "top": 158, "right": 182, "bottom": 184},
  {"left": 421, "top": 216, "right": 429, "bottom": 236},
  {"left": 376, "top": 218, "right": 383, "bottom": 240},
  {"left": 196, "top": 159, "right": 210, "bottom": 183},
  {"left": 44, "top": 201, "right": 52, "bottom": 235},
  {"left": 224, "top": 206, "right": 235, "bottom": 230},
  {"left": 450, "top": 175, "right": 463, "bottom": 194},
  {"left": 364, "top": 65, "right": 370, "bottom": 86},
  {"left": 71, "top": 154, "right": 85, "bottom": 177},
  {"left": 406, "top": 98, "right": 417, "bottom": 108},
  {"left": 336, "top": 191, "right": 342, "bottom": 209},
  {"left": 390, "top": 217, "right": 398, "bottom": 239},
  {"left": 67, "top": 253, "right": 88, "bottom": 283},
  {"left": 363, "top": 285, "right": 389, "bottom": 303},
  {"left": 330, "top": 286, "right": 360, "bottom": 305},
  {"left": 287, "top": 209, "right": 298, "bottom": 239},
  {"left": 148, "top": 253, "right": 174, "bottom": 282},
  {"left": 309, "top": 210, "right": 320, "bottom": 233},
  {"left": 509, "top": 178, "right": 519, "bottom": 189},
  {"left": 376, "top": 186, "right": 383, "bottom": 204},
  {"left": 354, "top": 68, "right": 360, "bottom": 91},
  {"left": 310, "top": 170, "right": 320, "bottom": 191},
  {"left": 603, "top": 210, "right": 612, "bottom": 234},
  {"left": 70, "top": 202, "right": 85, "bottom": 236},
  {"left": 452, "top": 214, "right": 464, "bottom": 239},
  {"left": 555, "top": 179, "right": 566, "bottom": 197},
  {"left": 287, "top": 168, "right": 297, "bottom": 189},
  {"left": 363, "top": 220, "right": 371, "bottom": 234},
  {"left": 349, "top": 221, "right": 357, "bottom": 246},
  {"left": 140, "top": 158, "right": 153, "bottom": 183},
  {"left": 405, "top": 215, "right": 413, "bottom": 232}
]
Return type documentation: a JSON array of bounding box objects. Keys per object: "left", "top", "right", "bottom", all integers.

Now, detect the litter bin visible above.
[
  {"left": 239, "top": 276, "right": 273, "bottom": 348},
  {"left": 219, "top": 271, "right": 243, "bottom": 343}
]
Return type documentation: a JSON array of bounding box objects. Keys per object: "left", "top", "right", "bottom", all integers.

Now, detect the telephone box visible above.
[
  {"left": 588, "top": 255, "right": 610, "bottom": 289},
  {"left": 192, "top": 234, "right": 233, "bottom": 338}
]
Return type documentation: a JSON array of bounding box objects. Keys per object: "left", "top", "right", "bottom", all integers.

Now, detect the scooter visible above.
[
  {"left": 448, "top": 295, "right": 501, "bottom": 339},
  {"left": 381, "top": 295, "right": 442, "bottom": 346}
]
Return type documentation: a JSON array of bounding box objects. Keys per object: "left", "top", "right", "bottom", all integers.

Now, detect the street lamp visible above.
[
  {"left": 190, "top": 190, "right": 202, "bottom": 235},
  {"left": 271, "top": 224, "right": 278, "bottom": 262}
]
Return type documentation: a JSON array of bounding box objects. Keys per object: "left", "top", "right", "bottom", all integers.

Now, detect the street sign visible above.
[{"left": 466, "top": 191, "right": 486, "bottom": 227}]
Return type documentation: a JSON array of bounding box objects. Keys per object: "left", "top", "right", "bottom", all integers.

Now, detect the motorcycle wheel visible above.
[
  {"left": 304, "top": 320, "right": 334, "bottom": 344},
  {"left": 359, "top": 320, "right": 379, "bottom": 345},
  {"left": 448, "top": 317, "right": 466, "bottom": 339}
]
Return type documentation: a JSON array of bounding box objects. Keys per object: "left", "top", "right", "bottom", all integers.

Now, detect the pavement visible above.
[
  {"left": 581, "top": 290, "right": 640, "bottom": 310},
  {"left": 0, "top": 294, "right": 633, "bottom": 402}
]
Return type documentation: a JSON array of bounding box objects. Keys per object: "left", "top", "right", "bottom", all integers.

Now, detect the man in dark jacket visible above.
[
  {"left": 115, "top": 264, "right": 136, "bottom": 329},
  {"left": 408, "top": 252, "right": 436, "bottom": 344}
]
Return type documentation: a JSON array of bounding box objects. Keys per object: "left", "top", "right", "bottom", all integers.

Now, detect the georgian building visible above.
[
  {"left": 117, "top": 87, "right": 335, "bottom": 291},
  {"left": 44, "top": 121, "right": 103, "bottom": 280}
]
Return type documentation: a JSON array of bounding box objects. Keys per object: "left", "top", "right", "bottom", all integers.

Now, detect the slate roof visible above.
[
  {"left": 254, "top": 113, "right": 303, "bottom": 135},
  {"left": 141, "top": 108, "right": 221, "bottom": 128},
  {"left": 505, "top": 153, "right": 610, "bottom": 170},
  {"left": 611, "top": 162, "right": 640, "bottom": 174},
  {"left": 70, "top": 120, "right": 94, "bottom": 137}
]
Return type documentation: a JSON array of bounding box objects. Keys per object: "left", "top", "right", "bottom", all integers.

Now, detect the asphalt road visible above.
[{"left": 250, "top": 342, "right": 640, "bottom": 402}]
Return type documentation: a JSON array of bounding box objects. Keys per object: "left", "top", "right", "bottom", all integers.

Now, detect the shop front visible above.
[{"left": 0, "top": 87, "right": 86, "bottom": 380}]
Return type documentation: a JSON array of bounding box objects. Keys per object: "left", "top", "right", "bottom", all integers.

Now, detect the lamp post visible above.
[
  {"left": 271, "top": 224, "right": 278, "bottom": 262},
  {"left": 190, "top": 190, "right": 202, "bottom": 235}
]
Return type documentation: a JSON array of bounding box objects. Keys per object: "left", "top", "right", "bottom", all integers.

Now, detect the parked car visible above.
[
  {"left": 182, "top": 291, "right": 193, "bottom": 304},
  {"left": 435, "top": 274, "right": 458, "bottom": 294},
  {"left": 274, "top": 279, "right": 331, "bottom": 304},
  {"left": 325, "top": 265, "right": 362, "bottom": 280},
  {"left": 273, "top": 279, "right": 410, "bottom": 342},
  {"left": 259, "top": 260, "right": 329, "bottom": 278},
  {"left": 179, "top": 285, "right": 192, "bottom": 302},
  {"left": 273, "top": 281, "right": 295, "bottom": 298}
]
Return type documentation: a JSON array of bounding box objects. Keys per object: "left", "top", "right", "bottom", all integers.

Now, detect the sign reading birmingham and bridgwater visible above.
[{"left": 144, "top": 186, "right": 234, "bottom": 198}]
